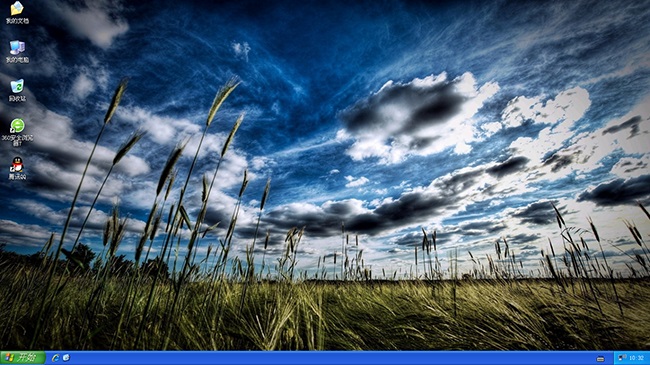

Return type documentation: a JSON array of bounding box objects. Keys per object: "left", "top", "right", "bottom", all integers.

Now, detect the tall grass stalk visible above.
[
  {"left": 239, "top": 177, "right": 271, "bottom": 314},
  {"left": 160, "top": 82, "right": 241, "bottom": 350},
  {"left": 70, "top": 130, "right": 144, "bottom": 258},
  {"left": 134, "top": 144, "right": 186, "bottom": 348},
  {"left": 30, "top": 78, "right": 129, "bottom": 349},
  {"left": 588, "top": 216, "right": 624, "bottom": 316}
]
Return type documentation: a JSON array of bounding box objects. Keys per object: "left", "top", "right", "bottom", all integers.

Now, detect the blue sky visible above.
[{"left": 1, "top": 0, "right": 649, "bottom": 277}]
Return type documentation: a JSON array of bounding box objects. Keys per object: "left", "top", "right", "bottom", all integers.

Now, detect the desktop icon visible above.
[
  {"left": 10, "top": 118, "right": 25, "bottom": 133},
  {"left": 10, "top": 1, "right": 23, "bottom": 16},
  {"left": 51, "top": 354, "right": 60, "bottom": 363},
  {"left": 5, "top": 352, "right": 14, "bottom": 362},
  {"left": 11, "top": 156, "right": 23, "bottom": 172},
  {"left": 11, "top": 79, "right": 24, "bottom": 93},
  {"left": 10, "top": 40, "right": 25, "bottom": 55},
  {"left": 62, "top": 354, "right": 70, "bottom": 362}
]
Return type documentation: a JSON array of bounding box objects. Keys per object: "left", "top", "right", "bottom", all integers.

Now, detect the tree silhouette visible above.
[
  {"left": 142, "top": 256, "right": 170, "bottom": 280},
  {"left": 109, "top": 254, "right": 134, "bottom": 276},
  {"left": 61, "top": 243, "right": 96, "bottom": 273}
]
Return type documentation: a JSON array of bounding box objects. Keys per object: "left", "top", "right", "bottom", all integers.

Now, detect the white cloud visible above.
[
  {"left": 117, "top": 106, "right": 201, "bottom": 145},
  {"left": 0, "top": 220, "right": 54, "bottom": 248},
  {"left": 610, "top": 155, "right": 650, "bottom": 179},
  {"left": 250, "top": 156, "right": 268, "bottom": 171},
  {"left": 232, "top": 41, "right": 251, "bottom": 62},
  {"left": 68, "top": 58, "right": 111, "bottom": 101},
  {"left": 519, "top": 94, "right": 649, "bottom": 184},
  {"left": 345, "top": 176, "right": 369, "bottom": 188},
  {"left": 480, "top": 121, "right": 502, "bottom": 136},
  {"left": 373, "top": 188, "right": 388, "bottom": 195},
  {"left": 340, "top": 72, "right": 499, "bottom": 164},
  {"left": 508, "top": 87, "right": 591, "bottom": 164},
  {"left": 71, "top": 73, "right": 95, "bottom": 99},
  {"left": 48, "top": 0, "right": 129, "bottom": 49},
  {"left": 0, "top": 95, "right": 150, "bottom": 208}
]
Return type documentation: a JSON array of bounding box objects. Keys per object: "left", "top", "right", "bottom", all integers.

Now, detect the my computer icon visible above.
[{"left": 10, "top": 40, "right": 25, "bottom": 55}]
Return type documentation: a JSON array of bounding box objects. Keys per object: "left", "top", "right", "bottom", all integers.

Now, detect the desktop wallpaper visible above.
[{"left": 1, "top": 0, "right": 649, "bottom": 350}]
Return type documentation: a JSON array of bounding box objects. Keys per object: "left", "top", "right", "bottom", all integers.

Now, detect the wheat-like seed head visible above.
[
  {"left": 260, "top": 177, "right": 271, "bottom": 211},
  {"left": 221, "top": 112, "right": 245, "bottom": 158},
  {"left": 150, "top": 212, "right": 162, "bottom": 241},
  {"left": 102, "top": 215, "right": 112, "bottom": 247},
  {"left": 587, "top": 217, "right": 600, "bottom": 243},
  {"left": 157, "top": 142, "right": 185, "bottom": 197},
  {"left": 201, "top": 221, "right": 220, "bottom": 239},
  {"left": 109, "top": 217, "right": 128, "bottom": 258},
  {"left": 164, "top": 170, "right": 178, "bottom": 202},
  {"left": 202, "top": 174, "right": 209, "bottom": 203},
  {"left": 206, "top": 78, "right": 240, "bottom": 127},
  {"left": 104, "top": 77, "right": 129, "bottom": 125},
  {"left": 113, "top": 130, "right": 144, "bottom": 165},
  {"left": 165, "top": 204, "right": 175, "bottom": 233},
  {"left": 238, "top": 169, "right": 249, "bottom": 198},
  {"left": 136, "top": 202, "right": 158, "bottom": 263}
]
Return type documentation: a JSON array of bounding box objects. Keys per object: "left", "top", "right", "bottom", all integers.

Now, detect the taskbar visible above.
[{"left": 0, "top": 351, "right": 648, "bottom": 365}]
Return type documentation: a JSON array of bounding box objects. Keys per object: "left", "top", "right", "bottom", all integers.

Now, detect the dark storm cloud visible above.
[
  {"left": 26, "top": 167, "right": 79, "bottom": 192},
  {"left": 262, "top": 167, "right": 485, "bottom": 237},
  {"left": 203, "top": 206, "right": 232, "bottom": 229},
  {"left": 341, "top": 80, "right": 467, "bottom": 137},
  {"left": 342, "top": 193, "right": 449, "bottom": 235},
  {"left": 0, "top": 220, "right": 52, "bottom": 248},
  {"left": 335, "top": 73, "right": 496, "bottom": 163},
  {"left": 614, "top": 158, "right": 647, "bottom": 174},
  {"left": 457, "top": 220, "right": 507, "bottom": 236},
  {"left": 577, "top": 175, "right": 650, "bottom": 206},
  {"left": 263, "top": 200, "right": 362, "bottom": 237},
  {"left": 368, "top": 194, "right": 448, "bottom": 226},
  {"left": 603, "top": 115, "right": 642, "bottom": 138},
  {"left": 347, "top": 169, "right": 485, "bottom": 235},
  {"left": 507, "top": 233, "right": 541, "bottom": 245},
  {"left": 512, "top": 201, "right": 557, "bottom": 225},
  {"left": 390, "top": 230, "right": 454, "bottom": 247},
  {"left": 486, "top": 156, "right": 529, "bottom": 178},
  {"left": 434, "top": 169, "right": 484, "bottom": 194},
  {"left": 516, "top": 245, "right": 542, "bottom": 258},
  {"left": 542, "top": 153, "right": 575, "bottom": 173}
]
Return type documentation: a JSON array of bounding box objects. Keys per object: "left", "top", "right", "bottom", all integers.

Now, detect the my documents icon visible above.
[{"left": 11, "top": 1, "right": 24, "bottom": 16}]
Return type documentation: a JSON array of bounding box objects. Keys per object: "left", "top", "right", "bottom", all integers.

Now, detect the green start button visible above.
[{"left": 1, "top": 351, "right": 45, "bottom": 364}]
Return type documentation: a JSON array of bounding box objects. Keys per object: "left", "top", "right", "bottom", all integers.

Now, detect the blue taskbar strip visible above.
[
  {"left": 1, "top": 351, "right": 636, "bottom": 365},
  {"left": 2, "top": 351, "right": 649, "bottom": 365}
]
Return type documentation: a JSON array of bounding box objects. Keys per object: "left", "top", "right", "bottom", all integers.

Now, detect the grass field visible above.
[{"left": 1, "top": 260, "right": 649, "bottom": 350}]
